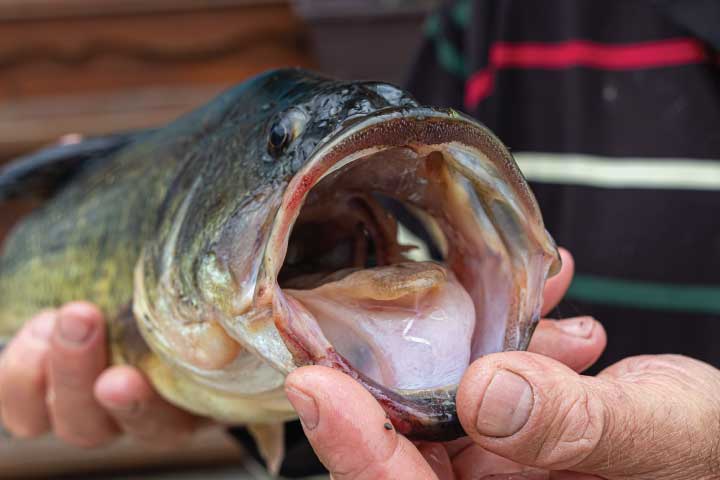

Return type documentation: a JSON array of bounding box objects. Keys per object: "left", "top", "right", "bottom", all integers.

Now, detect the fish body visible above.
[{"left": 0, "top": 69, "right": 559, "bottom": 444}]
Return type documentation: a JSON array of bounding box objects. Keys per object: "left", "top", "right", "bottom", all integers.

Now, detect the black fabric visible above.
[
  {"left": 557, "top": 300, "right": 720, "bottom": 374},
  {"left": 654, "top": 0, "right": 720, "bottom": 50},
  {"left": 476, "top": 67, "right": 720, "bottom": 159},
  {"left": 530, "top": 182, "right": 720, "bottom": 285}
]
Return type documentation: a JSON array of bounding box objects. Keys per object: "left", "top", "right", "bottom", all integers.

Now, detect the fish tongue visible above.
[{"left": 284, "top": 262, "right": 476, "bottom": 390}]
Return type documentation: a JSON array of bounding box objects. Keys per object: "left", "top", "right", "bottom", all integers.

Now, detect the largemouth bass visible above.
[{"left": 0, "top": 69, "right": 559, "bottom": 454}]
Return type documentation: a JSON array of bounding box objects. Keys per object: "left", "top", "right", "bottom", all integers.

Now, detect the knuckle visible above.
[
  {"left": 327, "top": 429, "right": 402, "bottom": 479},
  {"left": 1, "top": 353, "right": 45, "bottom": 395},
  {"left": 4, "top": 419, "right": 47, "bottom": 439},
  {"left": 55, "top": 427, "right": 115, "bottom": 449},
  {"left": 707, "top": 411, "right": 720, "bottom": 477},
  {"left": 349, "top": 433, "right": 404, "bottom": 479},
  {"left": 52, "top": 370, "right": 93, "bottom": 390},
  {"left": 531, "top": 387, "right": 606, "bottom": 469}
]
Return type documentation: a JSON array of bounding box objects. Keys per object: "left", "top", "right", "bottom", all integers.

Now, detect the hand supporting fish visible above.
[{"left": 0, "top": 69, "right": 559, "bottom": 464}]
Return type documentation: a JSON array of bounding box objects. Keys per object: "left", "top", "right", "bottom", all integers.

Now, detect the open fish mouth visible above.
[{"left": 259, "top": 107, "right": 560, "bottom": 440}]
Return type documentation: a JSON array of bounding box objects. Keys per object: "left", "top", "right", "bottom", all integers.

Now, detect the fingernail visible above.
[
  {"left": 556, "top": 317, "right": 594, "bottom": 338},
  {"left": 476, "top": 370, "right": 533, "bottom": 437},
  {"left": 58, "top": 313, "right": 94, "bottom": 344},
  {"left": 285, "top": 386, "right": 319, "bottom": 430},
  {"left": 30, "top": 312, "right": 56, "bottom": 340}
]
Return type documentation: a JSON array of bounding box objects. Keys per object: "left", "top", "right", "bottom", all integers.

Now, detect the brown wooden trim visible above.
[
  {"left": 0, "top": 84, "right": 228, "bottom": 156},
  {"left": 0, "top": 0, "right": 286, "bottom": 22},
  {"left": 0, "top": 427, "right": 245, "bottom": 478},
  {"left": 0, "top": 29, "right": 302, "bottom": 70}
]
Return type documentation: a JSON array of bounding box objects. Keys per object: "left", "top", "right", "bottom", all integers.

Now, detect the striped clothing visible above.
[
  {"left": 236, "top": 2, "right": 720, "bottom": 475},
  {"left": 408, "top": 0, "right": 720, "bottom": 370}
]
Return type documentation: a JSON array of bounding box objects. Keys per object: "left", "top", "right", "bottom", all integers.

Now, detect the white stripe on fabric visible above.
[{"left": 514, "top": 152, "right": 720, "bottom": 190}]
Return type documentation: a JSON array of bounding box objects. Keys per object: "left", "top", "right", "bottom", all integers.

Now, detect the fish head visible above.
[{"left": 134, "top": 69, "right": 560, "bottom": 440}]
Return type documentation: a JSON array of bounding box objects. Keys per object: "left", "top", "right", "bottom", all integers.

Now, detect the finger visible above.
[
  {"left": 450, "top": 441, "right": 537, "bottom": 479},
  {"left": 47, "top": 302, "right": 118, "bottom": 447},
  {"left": 541, "top": 248, "right": 574, "bottom": 316},
  {"left": 416, "top": 443, "right": 454, "bottom": 480},
  {"left": 285, "top": 366, "right": 436, "bottom": 480},
  {"left": 457, "top": 352, "right": 720, "bottom": 478},
  {"left": 550, "top": 472, "right": 604, "bottom": 480},
  {"left": 95, "top": 366, "right": 199, "bottom": 445},
  {"left": 527, "top": 317, "right": 606, "bottom": 372},
  {"left": 0, "top": 311, "right": 55, "bottom": 437}
]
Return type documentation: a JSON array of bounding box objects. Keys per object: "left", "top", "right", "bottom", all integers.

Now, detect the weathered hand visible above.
[
  {"left": 0, "top": 302, "right": 201, "bottom": 447},
  {"left": 454, "top": 351, "right": 720, "bottom": 480},
  {"left": 284, "top": 249, "right": 612, "bottom": 479}
]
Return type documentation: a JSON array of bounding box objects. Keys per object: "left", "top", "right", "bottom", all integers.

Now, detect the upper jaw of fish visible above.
[{"left": 246, "top": 107, "right": 560, "bottom": 441}]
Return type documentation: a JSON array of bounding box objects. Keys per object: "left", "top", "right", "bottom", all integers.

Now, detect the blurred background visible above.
[{"left": 0, "top": 0, "right": 439, "bottom": 478}]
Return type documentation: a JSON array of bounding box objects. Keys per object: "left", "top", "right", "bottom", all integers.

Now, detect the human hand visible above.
[
  {"left": 452, "top": 351, "right": 720, "bottom": 480},
  {"left": 0, "top": 302, "right": 202, "bottom": 447},
  {"left": 284, "top": 250, "right": 616, "bottom": 479}
]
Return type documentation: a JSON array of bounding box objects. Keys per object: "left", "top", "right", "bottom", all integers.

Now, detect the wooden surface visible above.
[
  {"left": 0, "top": 427, "right": 245, "bottom": 479},
  {"left": 0, "top": 1, "right": 313, "bottom": 160}
]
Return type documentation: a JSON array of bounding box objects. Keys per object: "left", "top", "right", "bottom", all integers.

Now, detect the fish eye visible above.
[
  {"left": 267, "top": 108, "right": 308, "bottom": 157},
  {"left": 268, "top": 121, "right": 290, "bottom": 155}
]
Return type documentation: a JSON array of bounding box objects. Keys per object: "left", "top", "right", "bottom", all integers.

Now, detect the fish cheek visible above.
[
  {"left": 173, "top": 319, "right": 242, "bottom": 370},
  {"left": 115, "top": 302, "right": 241, "bottom": 371}
]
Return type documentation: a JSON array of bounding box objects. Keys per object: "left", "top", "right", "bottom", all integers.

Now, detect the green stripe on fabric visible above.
[
  {"left": 424, "top": 13, "right": 441, "bottom": 36},
  {"left": 567, "top": 274, "right": 720, "bottom": 315},
  {"left": 423, "top": 10, "right": 468, "bottom": 78},
  {"left": 451, "top": 0, "right": 471, "bottom": 28},
  {"left": 437, "top": 38, "right": 468, "bottom": 77}
]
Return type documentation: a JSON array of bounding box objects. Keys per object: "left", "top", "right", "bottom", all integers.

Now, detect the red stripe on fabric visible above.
[
  {"left": 464, "top": 71, "right": 493, "bottom": 111},
  {"left": 491, "top": 39, "right": 706, "bottom": 69},
  {"left": 464, "top": 38, "right": 709, "bottom": 110}
]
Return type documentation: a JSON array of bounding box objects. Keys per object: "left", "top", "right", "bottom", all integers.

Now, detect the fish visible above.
[{"left": 0, "top": 69, "right": 559, "bottom": 467}]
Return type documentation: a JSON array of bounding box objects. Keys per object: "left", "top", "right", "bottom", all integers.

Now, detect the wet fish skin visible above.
[
  {"left": 0, "top": 69, "right": 425, "bottom": 418},
  {"left": 0, "top": 68, "right": 559, "bottom": 443}
]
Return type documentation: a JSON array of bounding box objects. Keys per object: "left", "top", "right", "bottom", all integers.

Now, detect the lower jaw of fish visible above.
[{"left": 257, "top": 110, "right": 556, "bottom": 441}]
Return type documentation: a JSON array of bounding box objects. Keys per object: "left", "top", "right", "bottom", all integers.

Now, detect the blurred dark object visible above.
[
  {"left": 0, "top": 427, "right": 246, "bottom": 479},
  {"left": 653, "top": 0, "right": 720, "bottom": 49},
  {"left": 0, "top": 0, "right": 312, "bottom": 163},
  {"left": 292, "top": 0, "right": 440, "bottom": 84}
]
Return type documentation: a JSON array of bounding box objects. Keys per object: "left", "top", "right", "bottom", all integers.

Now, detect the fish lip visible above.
[
  {"left": 257, "top": 106, "right": 557, "bottom": 441},
  {"left": 262, "top": 106, "right": 556, "bottom": 286}
]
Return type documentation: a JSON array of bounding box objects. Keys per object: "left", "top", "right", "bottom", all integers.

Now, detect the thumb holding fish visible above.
[
  {"left": 285, "top": 249, "right": 608, "bottom": 478},
  {"left": 290, "top": 252, "right": 720, "bottom": 479},
  {"left": 285, "top": 313, "right": 607, "bottom": 480},
  {"left": 457, "top": 352, "right": 720, "bottom": 480}
]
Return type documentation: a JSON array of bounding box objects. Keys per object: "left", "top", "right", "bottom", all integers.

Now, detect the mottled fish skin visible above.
[
  {"left": 0, "top": 69, "right": 427, "bottom": 421},
  {"left": 0, "top": 69, "right": 559, "bottom": 434}
]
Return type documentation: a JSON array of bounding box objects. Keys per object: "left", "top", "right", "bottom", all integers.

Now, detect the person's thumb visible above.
[{"left": 457, "top": 352, "right": 720, "bottom": 480}]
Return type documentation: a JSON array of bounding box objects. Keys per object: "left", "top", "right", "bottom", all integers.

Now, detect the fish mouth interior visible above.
[{"left": 273, "top": 136, "right": 520, "bottom": 395}]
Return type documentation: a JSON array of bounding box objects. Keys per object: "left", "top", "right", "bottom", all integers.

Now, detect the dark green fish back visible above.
[
  {"left": 0, "top": 84, "right": 253, "bottom": 340},
  {"left": 0, "top": 131, "right": 150, "bottom": 202}
]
